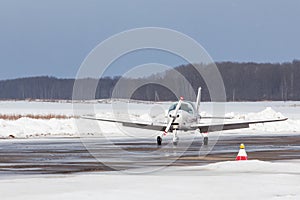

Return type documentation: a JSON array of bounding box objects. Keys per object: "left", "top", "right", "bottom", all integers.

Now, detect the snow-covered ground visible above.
[
  {"left": 0, "top": 100, "right": 300, "bottom": 138},
  {"left": 0, "top": 160, "right": 299, "bottom": 200},
  {"left": 0, "top": 100, "right": 299, "bottom": 199}
]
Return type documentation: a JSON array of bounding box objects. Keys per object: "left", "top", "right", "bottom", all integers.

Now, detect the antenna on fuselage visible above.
[{"left": 196, "top": 87, "right": 201, "bottom": 114}]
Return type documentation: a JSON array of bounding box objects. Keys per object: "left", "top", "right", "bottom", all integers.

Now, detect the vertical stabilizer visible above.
[{"left": 196, "top": 87, "right": 201, "bottom": 114}]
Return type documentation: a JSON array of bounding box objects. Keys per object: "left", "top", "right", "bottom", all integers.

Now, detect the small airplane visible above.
[{"left": 83, "top": 87, "right": 287, "bottom": 145}]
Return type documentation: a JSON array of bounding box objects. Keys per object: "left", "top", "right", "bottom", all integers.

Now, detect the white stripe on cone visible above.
[{"left": 236, "top": 148, "right": 248, "bottom": 161}]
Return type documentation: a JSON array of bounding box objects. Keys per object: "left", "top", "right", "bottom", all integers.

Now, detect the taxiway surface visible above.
[{"left": 0, "top": 134, "right": 300, "bottom": 175}]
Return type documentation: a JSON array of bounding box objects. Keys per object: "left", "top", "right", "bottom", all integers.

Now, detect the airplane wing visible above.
[
  {"left": 81, "top": 116, "right": 167, "bottom": 131},
  {"left": 191, "top": 118, "right": 288, "bottom": 133},
  {"left": 82, "top": 116, "right": 287, "bottom": 133}
]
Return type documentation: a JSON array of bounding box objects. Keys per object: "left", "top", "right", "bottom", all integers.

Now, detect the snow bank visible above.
[
  {"left": 0, "top": 118, "right": 78, "bottom": 138},
  {"left": 0, "top": 101, "right": 300, "bottom": 138},
  {"left": 231, "top": 107, "right": 300, "bottom": 133},
  {"left": 188, "top": 159, "right": 300, "bottom": 174}
]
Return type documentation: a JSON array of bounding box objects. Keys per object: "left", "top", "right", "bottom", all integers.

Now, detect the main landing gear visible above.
[
  {"left": 202, "top": 132, "right": 209, "bottom": 145},
  {"left": 157, "top": 136, "right": 162, "bottom": 145},
  {"left": 203, "top": 136, "right": 208, "bottom": 145}
]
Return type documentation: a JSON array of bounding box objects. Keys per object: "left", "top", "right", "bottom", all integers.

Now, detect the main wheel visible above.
[
  {"left": 157, "top": 136, "right": 162, "bottom": 145},
  {"left": 203, "top": 137, "right": 208, "bottom": 145}
]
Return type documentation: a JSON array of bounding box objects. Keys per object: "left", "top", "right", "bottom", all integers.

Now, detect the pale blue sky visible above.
[{"left": 0, "top": 0, "right": 299, "bottom": 79}]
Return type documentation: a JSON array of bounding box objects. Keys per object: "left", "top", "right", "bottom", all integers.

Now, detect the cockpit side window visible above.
[
  {"left": 168, "top": 103, "right": 177, "bottom": 113},
  {"left": 181, "top": 103, "right": 193, "bottom": 114}
]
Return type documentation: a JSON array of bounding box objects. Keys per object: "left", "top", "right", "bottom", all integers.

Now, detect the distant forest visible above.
[{"left": 1, "top": 60, "right": 300, "bottom": 101}]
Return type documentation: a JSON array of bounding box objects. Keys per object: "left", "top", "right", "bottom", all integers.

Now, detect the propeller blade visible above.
[
  {"left": 164, "top": 118, "right": 173, "bottom": 134},
  {"left": 164, "top": 97, "right": 183, "bottom": 134},
  {"left": 173, "top": 97, "right": 183, "bottom": 115}
]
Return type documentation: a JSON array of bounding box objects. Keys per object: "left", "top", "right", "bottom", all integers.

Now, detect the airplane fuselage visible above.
[{"left": 167, "top": 101, "right": 198, "bottom": 131}]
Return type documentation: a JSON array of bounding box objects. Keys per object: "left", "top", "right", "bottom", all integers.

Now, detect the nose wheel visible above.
[
  {"left": 173, "top": 136, "right": 179, "bottom": 145},
  {"left": 172, "top": 129, "right": 179, "bottom": 145}
]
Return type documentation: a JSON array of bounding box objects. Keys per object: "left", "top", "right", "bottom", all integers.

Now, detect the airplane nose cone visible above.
[{"left": 168, "top": 110, "right": 182, "bottom": 123}]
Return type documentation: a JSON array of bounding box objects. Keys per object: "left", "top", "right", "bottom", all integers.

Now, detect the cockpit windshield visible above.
[{"left": 168, "top": 102, "right": 194, "bottom": 114}]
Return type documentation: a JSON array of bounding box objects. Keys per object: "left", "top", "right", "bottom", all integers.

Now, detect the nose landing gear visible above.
[{"left": 172, "top": 129, "right": 179, "bottom": 145}]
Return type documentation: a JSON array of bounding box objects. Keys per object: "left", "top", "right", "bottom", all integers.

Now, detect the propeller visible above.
[{"left": 164, "top": 97, "right": 183, "bottom": 134}]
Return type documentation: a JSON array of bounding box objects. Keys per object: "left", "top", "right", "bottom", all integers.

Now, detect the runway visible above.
[{"left": 0, "top": 134, "right": 300, "bottom": 175}]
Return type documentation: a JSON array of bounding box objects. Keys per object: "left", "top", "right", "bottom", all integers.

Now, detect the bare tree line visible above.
[{"left": 0, "top": 60, "right": 299, "bottom": 101}]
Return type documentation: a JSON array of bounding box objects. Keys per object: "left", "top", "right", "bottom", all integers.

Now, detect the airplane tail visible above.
[{"left": 195, "top": 87, "right": 201, "bottom": 114}]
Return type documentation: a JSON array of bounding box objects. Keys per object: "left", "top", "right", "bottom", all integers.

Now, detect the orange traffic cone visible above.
[{"left": 236, "top": 143, "right": 248, "bottom": 160}]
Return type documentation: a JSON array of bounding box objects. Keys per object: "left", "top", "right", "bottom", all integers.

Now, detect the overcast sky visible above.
[{"left": 0, "top": 0, "right": 299, "bottom": 79}]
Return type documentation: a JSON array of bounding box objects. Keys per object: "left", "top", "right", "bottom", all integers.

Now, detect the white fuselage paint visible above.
[{"left": 167, "top": 102, "right": 198, "bottom": 131}]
